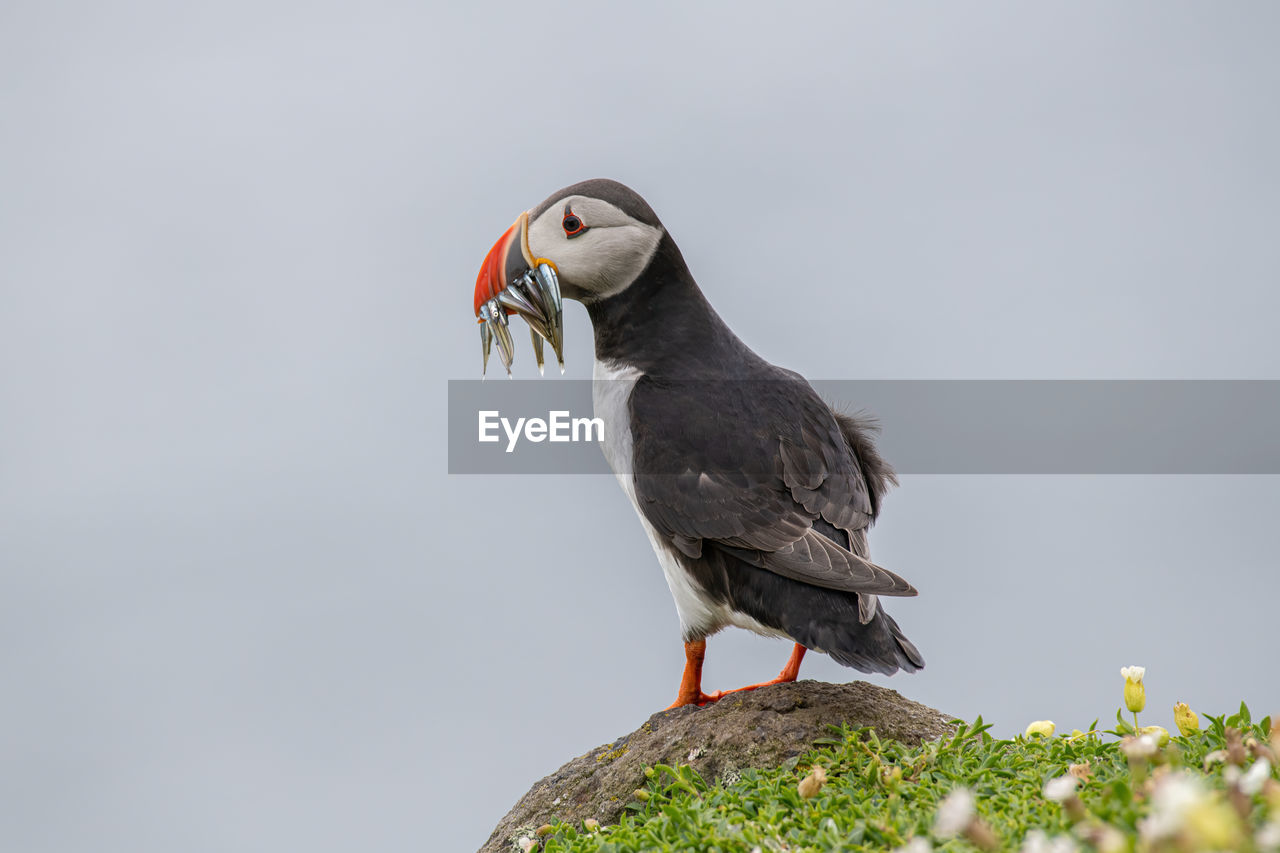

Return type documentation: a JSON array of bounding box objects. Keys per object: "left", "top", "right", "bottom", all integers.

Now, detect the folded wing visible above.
[{"left": 628, "top": 373, "right": 916, "bottom": 597}]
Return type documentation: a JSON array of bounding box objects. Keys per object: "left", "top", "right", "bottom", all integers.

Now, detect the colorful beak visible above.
[{"left": 473, "top": 212, "right": 564, "bottom": 376}]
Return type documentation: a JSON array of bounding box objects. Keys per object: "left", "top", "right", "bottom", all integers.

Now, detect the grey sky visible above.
[{"left": 2, "top": 2, "right": 1278, "bottom": 851}]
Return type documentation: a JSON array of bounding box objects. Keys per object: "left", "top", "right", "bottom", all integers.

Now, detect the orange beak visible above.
[
  {"left": 472, "top": 212, "right": 564, "bottom": 375},
  {"left": 474, "top": 216, "right": 522, "bottom": 317}
]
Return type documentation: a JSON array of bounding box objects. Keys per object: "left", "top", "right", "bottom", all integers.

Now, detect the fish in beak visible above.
[{"left": 473, "top": 212, "right": 564, "bottom": 376}]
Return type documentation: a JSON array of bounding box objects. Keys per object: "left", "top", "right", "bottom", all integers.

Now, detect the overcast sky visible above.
[{"left": 3, "top": 2, "right": 1279, "bottom": 851}]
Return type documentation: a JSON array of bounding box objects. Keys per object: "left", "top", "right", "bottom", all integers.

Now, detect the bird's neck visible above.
[{"left": 586, "top": 233, "right": 752, "bottom": 376}]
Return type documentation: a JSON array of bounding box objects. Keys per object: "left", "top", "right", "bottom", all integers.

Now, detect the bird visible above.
[{"left": 472, "top": 179, "right": 923, "bottom": 708}]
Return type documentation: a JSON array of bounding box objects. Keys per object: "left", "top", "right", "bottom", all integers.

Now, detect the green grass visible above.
[{"left": 523, "top": 704, "right": 1278, "bottom": 852}]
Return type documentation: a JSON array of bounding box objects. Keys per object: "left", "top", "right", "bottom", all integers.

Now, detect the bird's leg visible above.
[
  {"left": 665, "top": 639, "right": 723, "bottom": 709},
  {"left": 776, "top": 642, "right": 808, "bottom": 682},
  {"left": 714, "top": 643, "right": 808, "bottom": 697},
  {"left": 666, "top": 642, "right": 808, "bottom": 709}
]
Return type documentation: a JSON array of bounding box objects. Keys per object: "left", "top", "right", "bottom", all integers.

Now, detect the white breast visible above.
[
  {"left": 592, "top": 358, "right": 643, "bottom": 483},
  {"left": 592, "top": 359, "right": 788, "bottom": 641}
]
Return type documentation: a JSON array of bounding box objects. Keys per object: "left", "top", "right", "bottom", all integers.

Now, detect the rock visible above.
[{"left": 479, "top": 680, "right": 955, "bottom": 852}]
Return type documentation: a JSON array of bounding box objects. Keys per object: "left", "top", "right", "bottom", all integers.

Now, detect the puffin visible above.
[{"left": 473, "top": 179, "right": 923, "bottom": 708}]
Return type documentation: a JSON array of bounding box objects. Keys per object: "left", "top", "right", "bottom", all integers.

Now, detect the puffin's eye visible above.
[{"left": 562, "top": 210, "right": 587, "bottom": 238}]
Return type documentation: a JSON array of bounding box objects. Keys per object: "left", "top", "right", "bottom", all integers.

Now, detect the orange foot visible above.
[{"left": 665, "top": 640, "right": 807, "bottom": 709}]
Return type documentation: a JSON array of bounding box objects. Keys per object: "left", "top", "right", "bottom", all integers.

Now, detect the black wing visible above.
[{"left": 628, "top": 374, "right": 915, "bottom": 597}]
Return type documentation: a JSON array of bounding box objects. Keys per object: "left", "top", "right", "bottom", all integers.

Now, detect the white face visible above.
[{"left": 526, "top": 195, "right": 664, "bottom": 303}]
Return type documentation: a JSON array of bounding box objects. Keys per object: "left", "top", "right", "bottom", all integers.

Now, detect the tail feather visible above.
[
  {"left": 801, "top": 595, "right": 924, "bottom": 675},
  {"left": 697, "top": 546, "right": 925, "bottom": 676}
]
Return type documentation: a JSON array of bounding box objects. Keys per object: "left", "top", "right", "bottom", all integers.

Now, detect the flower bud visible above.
[
  {"left": 963, "top": 819, "right": 1000, "bottom": 852},
  {"left": 1024, "top": 720, "right": 1055, "bottom": 738},
  {"left": 1140, "top": 725, "right": 1171, "bottom": 747},
  {"left": 1069, "top": 762, "right": 1092, "bottom": 781},
  {"left": 798, "top": 765, "right": 828, "bottom": 799},
  {"left": 1226, "top": 727, "right": 1248, "bottom": 765},
  {"left": 632, "top": 789, "right": 650, "bottom": 802},
  {"left": 1091, "top": 824, "right": 1127, "bottom": 853},
  {"left": 1265, "top": 778, "right": 1280, "bottom": 812},
  {"left": 1121, "top": 666, "right": 1146, "bottom": 713},
  {"left": 583, "top": 819, "right": 600, "bottom": 832},
  {"left": 1174, "top": 702, "right": 1200, "bottom": 736}
]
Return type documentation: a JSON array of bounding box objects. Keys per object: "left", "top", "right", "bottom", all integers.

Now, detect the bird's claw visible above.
[{"left": 665, "top": 690, "right": 723, "bottom": 710}]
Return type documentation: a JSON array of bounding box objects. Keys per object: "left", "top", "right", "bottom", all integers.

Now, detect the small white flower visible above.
[
  {"left": 934, "top": 787, "right": 976, "bottom": 837},
  {"left": 1120, "top": 665, "right": 1145, "bottom": 682},
  {"left": 894, "top": 839, "right": 933, "bottom": 853},
  {"left": 1240, "top": 757, "right": 1272, "bottom": 795},
  {"left": 1094, "top": 825, "right": 1127, "bottom": 853},
  {"left": 1138, "top": 813, "right": 1178, "bottom": 843},
  {"left": 1021, "top": 830, "right": 1049, "bottom": 853},
  {"left": 1021, "top": 829, "right": 1079, "bottom": 853},
  {"left": 1121, "top": 666, "right": 1147, "bottom": 713},
  {"left": 1139, "top": 772, "right": 1208, "bottom": 841},
  {"left": 1153, "top": 772, "right": 1207, "bottom": 812},
  {"left": 1121, "top": 733, "right": 1159, "bottom": 759},
  {"left": 1043, "top": 775, "right": 1079, "bottom": 802},
  {"left": 1257, "top": 821, "right": 1280, "bottom": 851}
]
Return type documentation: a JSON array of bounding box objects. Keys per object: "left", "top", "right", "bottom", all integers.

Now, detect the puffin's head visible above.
[{"left": 473, "top": 179, "right": 665, "bottom": 376}]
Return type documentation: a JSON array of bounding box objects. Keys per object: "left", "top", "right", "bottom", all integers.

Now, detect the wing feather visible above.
[{"left": 628, "top": 374, "right": 916, "bottom": 597}]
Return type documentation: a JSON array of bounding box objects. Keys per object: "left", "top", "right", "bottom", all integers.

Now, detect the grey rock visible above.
[{"left": 479, "top": 680, "right": 955, "bottom": 852}]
